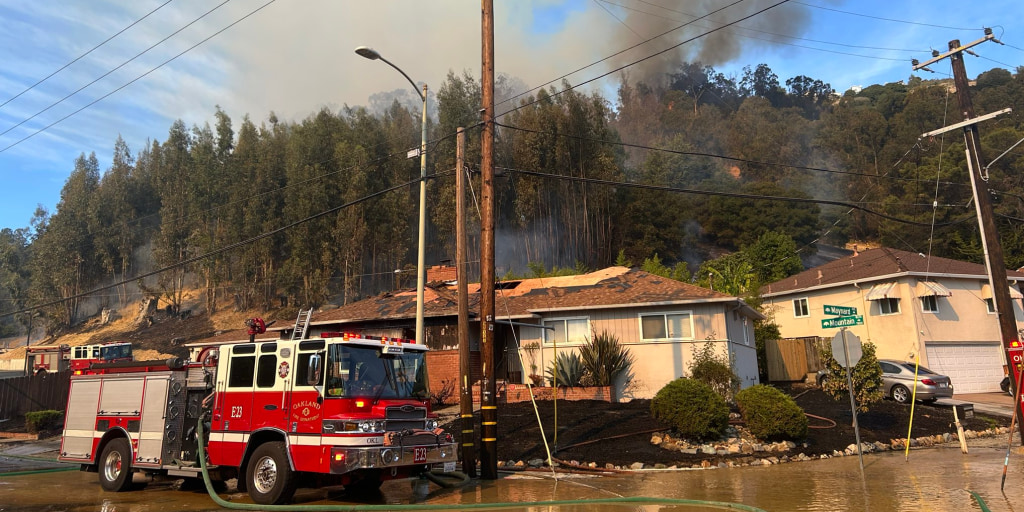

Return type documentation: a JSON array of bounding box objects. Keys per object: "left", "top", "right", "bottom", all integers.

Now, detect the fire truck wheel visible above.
[
  {"left": 99, "top": 438, "right": 134, "bottom": 492},
  {"left": 245, "top": 442, "right": 296, "bottom": 505}
]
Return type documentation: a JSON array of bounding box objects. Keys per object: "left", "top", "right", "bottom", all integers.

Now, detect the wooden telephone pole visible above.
[
  {"left": 455, "top": 127, "right": 476, "bottom": 477},
  {"left": 914, "top": 32, "right": 1024, "bottom": 440},
  {"left": 479, "top": 0, "right": 498, "bottom": 480}
]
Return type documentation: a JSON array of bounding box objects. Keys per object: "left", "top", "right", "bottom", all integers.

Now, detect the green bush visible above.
[
  {"left": 821, "top": 340, "right": 884, "bottom": 413},
  {"left": 689, "top": 341, "right": 739, "bottom": 400},
  {"left": 734, "top": 385, "right": 808, "bottom": 441},
  {"left": 25, "top": 410, "right": 63, "bottom": 434},
  {"left": 579, "top": 330, "right": 635, "bottom": 387},
  {"left": 650, "top": 378, "right": 729, "bottom": 441},
  {"left": 546, "top": 351, "right": 585, "bottom": 387}
]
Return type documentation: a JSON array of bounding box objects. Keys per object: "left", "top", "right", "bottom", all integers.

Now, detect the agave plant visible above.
[
  {"left": 580, "top": 330, "right": 635, "bottom": 387},
  {"left": 546, "top": 351, "right": 585, "bottom": 387}
]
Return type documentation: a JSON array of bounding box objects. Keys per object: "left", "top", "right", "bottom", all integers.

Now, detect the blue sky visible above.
[{"left": 0, "top": 0, "right": 1022, "bottom": 231}]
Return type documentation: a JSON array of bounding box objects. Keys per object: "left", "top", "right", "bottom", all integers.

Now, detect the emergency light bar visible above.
[{"left": 319, "top": 332, "right": 417, "bottom": 344}]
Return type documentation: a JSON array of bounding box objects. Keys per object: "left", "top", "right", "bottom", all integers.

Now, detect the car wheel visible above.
[
  {"left": 99, "top": 438, "right": 134, "bottom": 492},
  {"left": 245, "top": 442, "right": 296, "bottom": 505},
  {"left": 891, "top": 384, "right": 911, "bottom": 404}
]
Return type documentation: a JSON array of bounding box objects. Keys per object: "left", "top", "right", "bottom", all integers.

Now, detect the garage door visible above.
[{"left": 925, "top": 343, "right": 1004, "bottom": 393}]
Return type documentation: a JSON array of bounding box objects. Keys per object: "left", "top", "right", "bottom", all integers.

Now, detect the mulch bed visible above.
[{"left": 452, "top": 383, "right": 1010, "bottom": 468}]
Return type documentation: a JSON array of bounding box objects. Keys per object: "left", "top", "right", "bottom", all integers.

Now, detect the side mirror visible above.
[{"left": 307, "top": 353, "right": 322, "bottom": 386}]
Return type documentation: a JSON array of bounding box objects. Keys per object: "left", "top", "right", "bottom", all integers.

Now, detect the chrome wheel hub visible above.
[{"left": 253, "top": 456, "right": 278, "bottom": 494}]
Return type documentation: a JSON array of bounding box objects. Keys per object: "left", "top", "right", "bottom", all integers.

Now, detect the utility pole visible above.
[
  {"left": 455, "top": 127, "right": 476, "bottom": 477},
  {"left": 479, "top": 0, "right": 498, "bottom": 480},
  {"left": 914, "top": 32, "right": 1024, "bottom": 440}
]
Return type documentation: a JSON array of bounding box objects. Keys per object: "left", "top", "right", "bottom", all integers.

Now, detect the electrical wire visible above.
[
  {"left": 495, "top": 165, "right": 974, "bottom": 228},
  {"left": 0, "top": 174, "right": 434, "bottom": 320},
  {"left": 0, "top": 0, "right": 175, "bottom": 110},
  {"left": 0, "top": 0, "right": 277, "bottom": 154},
  {"left": 496, "top": 0, "right": 792, "bottom": 120},
  {"left": 493, "top": 121, "right": 965, "bottom": 186},
  {"left": 792, "top": 1, "right": 982, "bottom": 31},
  {"left": 495, "top": 0, "right": 747, "bottom": 111},
  {"left": 598, "top": 0, "right": 922, "bottom": 61},
  {"left": 0, "top": 0, "right": 233, "bottom": 139}
]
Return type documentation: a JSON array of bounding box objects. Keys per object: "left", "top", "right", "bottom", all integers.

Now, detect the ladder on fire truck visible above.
[{"left": 291, "top": 308, "right": 313, "bottom": 340}]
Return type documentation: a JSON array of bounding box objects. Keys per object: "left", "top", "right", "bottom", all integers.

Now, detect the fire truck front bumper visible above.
[{"left": 329, "top": 442, "right": 457, "bottom": 474}]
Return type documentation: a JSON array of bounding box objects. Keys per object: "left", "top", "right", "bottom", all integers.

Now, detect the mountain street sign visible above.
[
  {"left": 823, "top": 305, "right": 857, "bottom": 316},
  {"left": 821, "top": 315, "right": 864, "bottom": 328}
]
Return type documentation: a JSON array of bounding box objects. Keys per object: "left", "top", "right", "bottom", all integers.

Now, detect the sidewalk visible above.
[{"left": 937, "top": 392, "right": 1018, "bottom": 418}]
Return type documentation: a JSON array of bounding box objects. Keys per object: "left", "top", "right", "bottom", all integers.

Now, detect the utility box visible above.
[{"left": 954, "top": 403, "right": 974, "bottom": 420}]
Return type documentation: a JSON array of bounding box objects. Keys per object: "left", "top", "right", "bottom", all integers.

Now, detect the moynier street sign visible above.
[
  {"left": 823, "top": 305, "right": 857, "bottom": 316},
  {"left": 821, "top": 315, "right": 864, "bottom": 328}
]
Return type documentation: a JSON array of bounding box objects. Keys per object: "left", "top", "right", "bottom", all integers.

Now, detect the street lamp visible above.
[{"left": 355, "top": 46, "right": 429, "bottom": 347}]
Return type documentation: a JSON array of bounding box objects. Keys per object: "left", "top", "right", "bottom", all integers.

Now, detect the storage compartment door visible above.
[
  {"left": 136, "top": 377, "right": 169, "bottom": 464},
  {"left": 61, "top": 379, "right": 101, "bottom": 459}
]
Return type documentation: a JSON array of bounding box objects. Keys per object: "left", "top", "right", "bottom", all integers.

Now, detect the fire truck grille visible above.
[{"left": 385, "top": 406, "right": 426, "bottom": 431}]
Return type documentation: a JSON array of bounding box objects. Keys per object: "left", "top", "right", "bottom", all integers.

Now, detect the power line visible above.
[
  {"left": 493, "top": 121, "right": 965, "bottom": 186},
  {"left": 792, "top": 1, "right": 982, "bottom": 31},
  {"left": 0, "top": 173, "right": 432, "bottom": 320},
  {"left": 0, "top": 0, "right": 232, "bottom": 139},
  {"left": 0, "top": 0, "right": 278, "bottom": 154},
  {"left": 495, "top": 0, "right": 747, "bottom": 111},
  {"left": 602, "top": 0, "right": 927, "bottom": 56},
  {"left": 494, "top": 165, "right": 974, "bottom": 228},
  {"left": 495, "top": 0, "right": 791, "bottom": 121},
  {"left": 0, "top": 0, "right": 175, "bottom": 110}
]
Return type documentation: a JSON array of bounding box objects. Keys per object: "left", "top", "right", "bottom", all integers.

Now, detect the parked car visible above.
[
  {"left": 816, "top": 360, "right": 954, "bottom": 404},
  {"left": 879, "top": 360, "right": 953, "bottom": 404}
]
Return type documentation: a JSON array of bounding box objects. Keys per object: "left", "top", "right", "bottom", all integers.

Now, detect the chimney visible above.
[{"left": 427, "top": 265, "right": 457, "bottom": 283}]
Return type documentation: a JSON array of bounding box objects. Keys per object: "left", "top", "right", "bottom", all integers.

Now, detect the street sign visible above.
[
  {"left": 823, "top": 305, "right": 857, "bottom": 316},
  {"left": 831, "top": 330, "right": 863, "bottom": 368},
  {"left": 821, "top": 315, "right": 864, "bottom": 329},
  {"left": 407, "top": 148, "right": 421, "bottom": 159}
]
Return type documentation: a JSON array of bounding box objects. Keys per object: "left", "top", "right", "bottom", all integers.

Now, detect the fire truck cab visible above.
[
  {"left": 69, "top": 342, "right": 133, "bottom": 371},
  {"left": 58, "top": 333, "right": 455, "bottom": 504}
]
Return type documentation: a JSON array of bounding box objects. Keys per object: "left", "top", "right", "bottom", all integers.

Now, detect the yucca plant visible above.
[
  {"left": 580, "top": 330, "right": 635, "bottom": 387},
  {"left": 546, "top": 351, "right": 585, "bottom": 387}
]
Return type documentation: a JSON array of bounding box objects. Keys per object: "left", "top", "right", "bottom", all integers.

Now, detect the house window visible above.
[
  {"left": 640, "top": 312, "right": 694, "bottom": 341},
  {"left": 985, "top": 298, "right": 996, "bottom": 313},
  {"left": 921, "top": 296, "right": 938, "bottom": 313},
  {"left": 793, "top": 298, "right": 809, "bottom": 318},
  {"left": 878, "top": 298, "right": 900, "bottom": 315},
  {"left": 542, "top": 317, "right": 589, "bottom": 346}
]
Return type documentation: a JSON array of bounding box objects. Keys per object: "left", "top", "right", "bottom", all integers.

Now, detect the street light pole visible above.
[{"left": 355, "top": 46, "right": 429, "bottom": 346}]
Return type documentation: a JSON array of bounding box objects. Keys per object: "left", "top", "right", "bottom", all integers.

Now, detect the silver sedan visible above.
[{"left": 878, "top": 359, "right": 953, "bottom": 404}]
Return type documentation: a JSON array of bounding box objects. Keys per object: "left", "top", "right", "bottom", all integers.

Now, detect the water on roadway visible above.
[{"left": 1, "top": 437, "right": 1020, "bottom": 511}]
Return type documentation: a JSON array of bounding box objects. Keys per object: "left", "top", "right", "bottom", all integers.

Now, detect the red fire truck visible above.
[
  {"left": 69, "top": 342, "right": 134, "bottom": 372},
  {"left": 24, "top": 344, "right": 71, "bottom": 374},
  {"left": 58, "top": 329, "right": 456, "bottom": 504}
]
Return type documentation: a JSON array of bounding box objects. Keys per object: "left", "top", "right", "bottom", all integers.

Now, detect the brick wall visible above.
[{"left": 425, "top": 349, "right": 480, "bottom": 404}]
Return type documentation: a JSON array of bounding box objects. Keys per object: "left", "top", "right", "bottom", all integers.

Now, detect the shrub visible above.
[
  {"left": 734, "top": 385, "right": 808, "bottom": 441},
  {"left": 25, "top": 410, "right": 63, "bottom": 434},
  {"left": 650, "top": 378, "right": 728, "bottom": 441},
  {"left": 579, "top": 330, "right": 635, "bottom": 387},
  {"left": 546, "top": 351, "right": 585, "bottom": 387},
  {"left": 689, "top": 340, "right": 739, "bottom": 400},
  {"left": 820, "top": 340, "right": 884, "bottom": 413}
]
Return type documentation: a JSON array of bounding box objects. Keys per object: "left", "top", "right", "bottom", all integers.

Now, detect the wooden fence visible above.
[
  {"left": 0, "top": 370, "right": 70, "bottom": 421},
  {"left": 766, "top": 337, "right": 827, "bottom": 382}
]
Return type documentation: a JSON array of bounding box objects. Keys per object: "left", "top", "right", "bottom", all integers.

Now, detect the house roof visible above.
[
  {"left": 762, "top": 247, "right": 1024, "bottom": 296},
  {"left": 311, "top": 266, "right": 760, "bottom": 326}
]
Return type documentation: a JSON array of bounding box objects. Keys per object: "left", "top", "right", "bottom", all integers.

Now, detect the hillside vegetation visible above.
[{"left": 2, "top": 62, "right": 1024, "bottom": 340}]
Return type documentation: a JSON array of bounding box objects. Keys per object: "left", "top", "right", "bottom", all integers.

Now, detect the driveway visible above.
[{"left": 938, "top": 392, "right": 1018, "bottom": 418}]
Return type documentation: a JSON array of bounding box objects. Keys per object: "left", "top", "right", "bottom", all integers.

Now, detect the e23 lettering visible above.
[{"left": 230, "top": 406, "right": 244, "bottom": 418}]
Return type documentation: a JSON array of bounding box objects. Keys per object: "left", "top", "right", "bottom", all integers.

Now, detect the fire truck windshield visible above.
[
  {"left": 324, "top": 345, "right": 428, "bottom": 399},
  {"left": 100, "top": 344, "right": 132, "bottom": 360}
]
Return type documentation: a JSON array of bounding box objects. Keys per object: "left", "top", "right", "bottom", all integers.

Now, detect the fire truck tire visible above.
[
  {"left": 245, "top": 442, "right": 296, "bottom": 505},
  {"left": 98, "top": 438, "right": 134, "bottom": 492}
]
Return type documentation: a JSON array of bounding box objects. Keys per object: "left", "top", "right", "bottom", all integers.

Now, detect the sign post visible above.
[{"left": 832, "top": 328, "right": 864, "bottom": 471}]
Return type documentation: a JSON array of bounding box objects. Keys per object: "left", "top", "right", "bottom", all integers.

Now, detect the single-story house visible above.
[
  {"left": 761, "top": 247, "right": 1024, "bottom": 393},
  {"left": 197, "top": 266, "right": 763, "bottom": 399}
]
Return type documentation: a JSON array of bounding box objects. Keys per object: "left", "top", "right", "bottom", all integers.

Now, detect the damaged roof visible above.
[
  {"left": 311, "top": 266, "right": 758, "bottom": 326},
  {"left": 762, "top": 247, "right": 1024, "bottom": 296}
]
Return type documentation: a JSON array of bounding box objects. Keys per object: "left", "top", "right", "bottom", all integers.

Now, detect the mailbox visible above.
[{"left": 954, "top": 403, "right": 974, "bottom": 420}]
